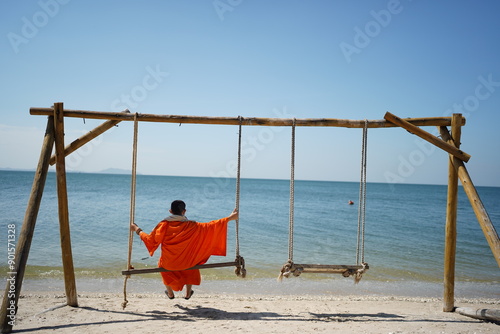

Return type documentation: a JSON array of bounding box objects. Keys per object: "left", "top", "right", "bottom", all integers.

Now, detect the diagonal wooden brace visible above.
[
  {"left": 48, "top": 109, "right": 130, "bottom": 165},
  {"left": 440, "top": 126, "right": 500, "bottom": 267},
  {"left": 384, "top": 112, "right": 471, "bottom": 162}
]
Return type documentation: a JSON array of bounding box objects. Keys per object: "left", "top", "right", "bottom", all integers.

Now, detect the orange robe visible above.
[{"left": 139, "top": 217, "right": 229, "bottom": 291}]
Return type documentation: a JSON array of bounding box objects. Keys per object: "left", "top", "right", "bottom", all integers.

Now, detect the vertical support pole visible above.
[
  {"left": 439, "top": 127, "right": 500, "bottom": 267},
  {"left": 0, "top": 116, "right": 55, "bottom": 334},
  {"left": 53, "top": 102, "right": 78, "bottom": 307},
  {"left": 443, "top": 113, "right": 462, "bottom": 312}
]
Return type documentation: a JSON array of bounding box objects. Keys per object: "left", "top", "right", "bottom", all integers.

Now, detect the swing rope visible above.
[
  {"left": 235, "top": 116, "right": 242, "bottom": 258},
  {"left": 278, "top": 119, "right": 297, "bottom": 280},
  {"left": 234, "top": 116, "right": 246, "bottom": 278},
  {"left": 356, "top": 119, "right": 368, "bottom": 265},
  {"left": 122, "top": 113, "right": 139, "bottom": 309},
  {"left": 353, "top": 119, "right": 369, "bottom": 283},
  {"left": 288, "top": 118, "right": 296, "bottom": 263}
]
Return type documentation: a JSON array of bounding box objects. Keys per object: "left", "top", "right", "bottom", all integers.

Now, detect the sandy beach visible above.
[{"left": 8, "top": 290, "right": 499, "bottom": 333}]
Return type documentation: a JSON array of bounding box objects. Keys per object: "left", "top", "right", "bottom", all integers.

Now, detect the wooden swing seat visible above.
[
  {"left": 122, "top": 261, "right": 244, "bottom": 275},
  {"left": 279, "top": 260, "right": 369, "bottom": 281}
]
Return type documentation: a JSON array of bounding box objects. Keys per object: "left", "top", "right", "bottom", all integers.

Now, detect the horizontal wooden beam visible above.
[
  {"left": 30, "top": 107, "right": 465, "bottom": 128},
  {"left": 121, "top": 261, "right": 239, "bottom": 275},
  {"left": 384, "top": 112, "right": 471, "bottom": 162}
]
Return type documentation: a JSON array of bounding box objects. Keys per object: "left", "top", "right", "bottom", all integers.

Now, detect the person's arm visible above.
[
  {"left": 227, "top": 208, "right": 238, "bottom": 221},
  {"left": 131, "top": 223, "right": 142, "bottom": 235},
  {"left": 130, "top": 222, "right": 166, "bottom": 256}
]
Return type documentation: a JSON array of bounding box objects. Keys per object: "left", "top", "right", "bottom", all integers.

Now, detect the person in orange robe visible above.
[{"left": 131, "top": 200, "right": 238, "bottom": 300}]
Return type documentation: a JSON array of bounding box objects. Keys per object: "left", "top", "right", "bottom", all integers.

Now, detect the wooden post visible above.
[
  {"left": 440, "top": 126, "right": 500, "bottom": 267},
  {"left": 0, "top": 116, "right": 55, "bottom": 334},
  {"left": 53, "top": 103, "right": 78, "bottom": 307},
  {"left": 443, "top": 114, "right": 462, "bottom": 312}
]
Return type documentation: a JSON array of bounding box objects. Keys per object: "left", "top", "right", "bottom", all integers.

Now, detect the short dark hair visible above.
[{"left": 171, "top": 200, "right": 186, "bottom": 215}]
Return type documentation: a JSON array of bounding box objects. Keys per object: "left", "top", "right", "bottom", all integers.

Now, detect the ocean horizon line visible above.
[{"left": 2, "top": 168, "right": 498, "bottom": 189}]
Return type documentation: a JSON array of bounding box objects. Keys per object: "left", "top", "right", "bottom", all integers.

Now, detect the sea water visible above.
[{"left": 0, "top": 170, "right": 498, "bottom": 298}]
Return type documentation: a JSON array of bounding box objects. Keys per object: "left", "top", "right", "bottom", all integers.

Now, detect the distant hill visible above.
[
  {"left": 0, "top": 167, "right": 36, "bottom": 172},
  {"left": 98, "top": 168, "right": 132, "bottom": 175},
  {"left": 0, "top": 167, "right": 138, "bottom": 175}
]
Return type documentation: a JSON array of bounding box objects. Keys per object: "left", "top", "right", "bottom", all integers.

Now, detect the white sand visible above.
[{"left": 8, "top": 291, "right": 499, "bottom": 333}]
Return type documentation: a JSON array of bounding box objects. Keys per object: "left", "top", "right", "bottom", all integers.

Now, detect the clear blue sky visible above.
[{"left": 1, "top": 0, "right": 499, "bottom": 186}]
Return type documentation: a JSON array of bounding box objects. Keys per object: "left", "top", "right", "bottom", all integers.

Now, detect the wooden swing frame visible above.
[{"left": 1, "top": 104, "right": 499, "bottom": 332}]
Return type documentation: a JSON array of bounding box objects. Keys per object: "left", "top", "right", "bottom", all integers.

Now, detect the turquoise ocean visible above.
[{"left": 1, "top": 170, "right": 498, "bottom": 299}]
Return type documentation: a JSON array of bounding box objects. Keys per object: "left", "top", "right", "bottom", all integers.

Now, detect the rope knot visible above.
[
  {"left": 277, "top": 260, "right": 302, "bottom": 281},
  {"left": 234, "top": 255, "right": 246, "bottom": 278},
  {"left": 353, "top": 262, "right": 369, "bottom": 284}
]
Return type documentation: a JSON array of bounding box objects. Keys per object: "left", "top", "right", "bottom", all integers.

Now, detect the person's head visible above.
[{"left": 170, "top": 200, "right": 186, "bottom": 215}]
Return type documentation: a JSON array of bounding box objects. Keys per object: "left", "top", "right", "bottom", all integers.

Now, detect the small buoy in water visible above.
[{"left": 348, "top": 200, "right": 354, "bottom": 205}]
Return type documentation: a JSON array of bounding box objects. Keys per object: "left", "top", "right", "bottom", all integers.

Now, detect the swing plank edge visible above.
[
  {"left": 122, "top": 261, "right": 239, "bottom": 275},
  {"left": 300, "top": 269, "right": 357, "bottom": 274},
  {"left": 296, "top": 263, "right": 368, "bottom": 273},
  {"left": 297, "top": 264, "right": 368, "bottom": 269}
]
